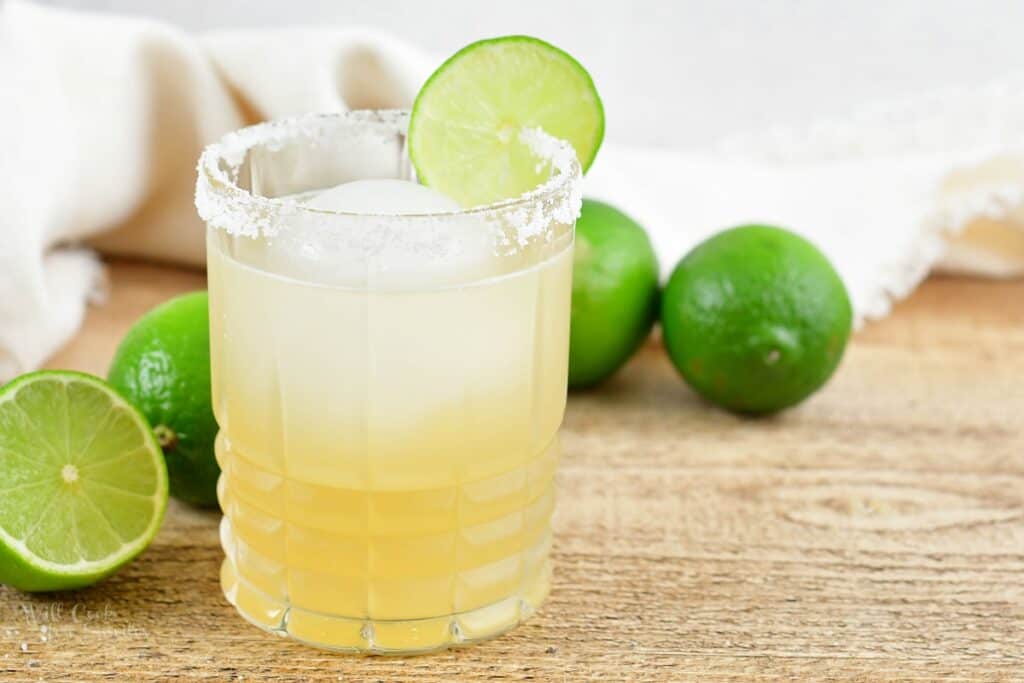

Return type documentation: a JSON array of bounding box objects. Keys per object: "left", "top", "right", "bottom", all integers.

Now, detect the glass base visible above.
[{"left": 220, "top": 556, "right": 550, "bottom": 654}]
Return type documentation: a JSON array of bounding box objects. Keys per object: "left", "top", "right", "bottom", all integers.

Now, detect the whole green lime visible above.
[
  {"left": 661, "top": 225, "right": 852, "bottom": 414},
  {"left": 569, "top": 199, "right": 660, "bottom": 388},
  {"left": 108, "top": 292, "right": 219, "bottom": 507}
]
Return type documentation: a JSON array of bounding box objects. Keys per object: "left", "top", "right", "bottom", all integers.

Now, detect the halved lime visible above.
[
  {"left": 0, "top": 371, "right": 168, "bottom": 592},
  {"left": 409, "top": 35, "right": 604, "bottom": 207}
]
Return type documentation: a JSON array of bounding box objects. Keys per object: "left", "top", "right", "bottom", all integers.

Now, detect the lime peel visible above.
[
  {"left": 661, "top": 225, "right": 852, "bottom": 415},
  {"left": 108, "top": 291, "right": 220, "bottom": 508}
]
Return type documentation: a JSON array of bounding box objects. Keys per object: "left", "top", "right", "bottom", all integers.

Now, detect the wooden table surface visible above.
[{"left": 2, "top": 260, "right": 1022, "bottom": 681}]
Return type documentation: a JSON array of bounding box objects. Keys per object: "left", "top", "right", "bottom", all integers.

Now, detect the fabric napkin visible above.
[{"left": 1, "top": 0, "right": 1022, "bottom": 381}]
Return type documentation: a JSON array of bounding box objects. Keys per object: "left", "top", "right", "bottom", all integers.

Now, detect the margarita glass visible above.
[{"left": 195, "top": 110, "right": 580, "bottom": 653}]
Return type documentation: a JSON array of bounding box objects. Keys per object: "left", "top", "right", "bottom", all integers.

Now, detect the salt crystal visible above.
[{"left": 19, "top": 643, "right": 27, "bottom": 652}]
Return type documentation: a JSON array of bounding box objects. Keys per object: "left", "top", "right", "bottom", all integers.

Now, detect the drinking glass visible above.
[{"left": 195, "top": 110, "right": 580, "bottom": 653}]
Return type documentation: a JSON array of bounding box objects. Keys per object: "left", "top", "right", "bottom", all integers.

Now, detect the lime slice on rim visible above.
[
  {"left": 409, "top": 35, "right": 604, "bottom": 207},
  {"left": 0, "top": 371, "right": 168, "bottom": 592}
]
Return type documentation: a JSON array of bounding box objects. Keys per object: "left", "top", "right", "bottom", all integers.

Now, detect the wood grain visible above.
[{"left": 1, "top": 261, "right": 1022, "bottom": 681}]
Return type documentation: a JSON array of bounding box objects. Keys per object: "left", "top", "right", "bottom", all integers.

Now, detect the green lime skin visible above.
[
  {"left": 661, "top": 225, "right": 852, "bottom": 415},
  {"left": 569, "top": 199, "right": 660, "bottom": 389},
  {"left": 108, "top": 292, "right": 219, "bottom": 507}
]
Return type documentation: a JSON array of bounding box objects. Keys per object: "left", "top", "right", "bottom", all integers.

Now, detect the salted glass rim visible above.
[{"left": 195, "top": 109, "right": 582, "bottom": 230}]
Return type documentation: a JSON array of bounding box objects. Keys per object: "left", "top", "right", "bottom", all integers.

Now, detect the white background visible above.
[{"left": 39, "top": 0, "right": 1024, "bottom": 148}]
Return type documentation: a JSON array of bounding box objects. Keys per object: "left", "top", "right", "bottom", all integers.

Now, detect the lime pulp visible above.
[
  {"left": 0, "top": 371, "right": 167, "bottom": 592},
  {"left": 408, "top": 35, "right": 604, "bottom": 207}
]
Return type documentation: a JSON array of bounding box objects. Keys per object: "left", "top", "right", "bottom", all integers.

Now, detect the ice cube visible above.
[
  {"left": 304, "top": 179, "right": 462, "bottom": 215},
  {"left": 267, "top": 179, "right": 494, "bottom": 288}
]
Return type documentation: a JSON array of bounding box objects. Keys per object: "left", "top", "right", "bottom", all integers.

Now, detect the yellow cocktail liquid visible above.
[{"left": 208, "top": 230, "right": 573, "bottom": 652}]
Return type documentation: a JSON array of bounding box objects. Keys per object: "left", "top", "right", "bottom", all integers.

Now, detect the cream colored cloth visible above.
[{"left": 2, "top": 0, "right": 1023, "bottom": 381}]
